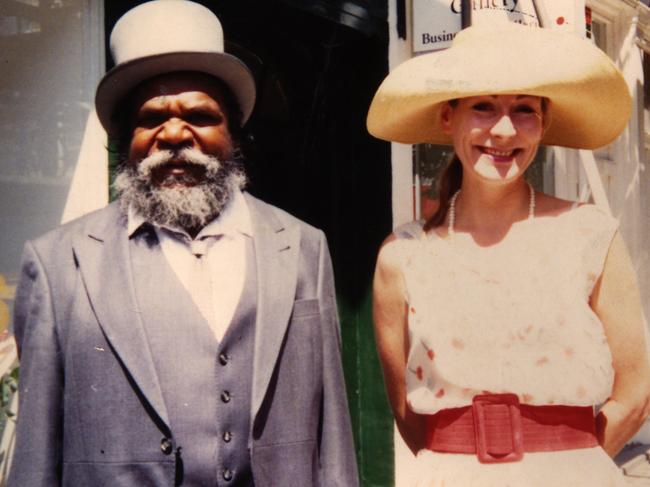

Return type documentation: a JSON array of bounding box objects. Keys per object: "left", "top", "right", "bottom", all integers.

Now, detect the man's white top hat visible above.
[
  {"left": 95, "top": 0, "right": 256, "bottom": 134},
  {"left": 367, "top": 22, "right": 631, "bottom": 150}
]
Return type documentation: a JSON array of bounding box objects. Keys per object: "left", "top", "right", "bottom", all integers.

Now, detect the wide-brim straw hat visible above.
[
  {"left": 367, "top": 22, "right": 631, "bottom": 149},
  {"left": 95, "top": 0, "right": 256, "bottom": 135}
]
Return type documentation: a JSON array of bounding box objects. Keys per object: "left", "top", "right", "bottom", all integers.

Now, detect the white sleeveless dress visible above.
[{"left": 392, "top": 205, "right": 626, "bottom": 486}]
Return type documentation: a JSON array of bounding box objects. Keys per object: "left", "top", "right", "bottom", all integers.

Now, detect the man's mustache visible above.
[{"left": 136, "top": 148, "right": 221, "bottom": 178}]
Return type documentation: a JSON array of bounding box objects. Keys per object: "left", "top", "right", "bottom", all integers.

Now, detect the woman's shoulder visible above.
[
  {"left": 534, "top": 192, "right": 575, "bottom": 217},
  {"left": 376, "top": 221, "right": 427, "bottom": 271},
  {"left": 533, "top": 193, "right": 619, "bottom": 256},
  {"left": 392, "top": 220, "right": 426, "bottom": 240},
  {"left": 535, "top": 193, "right": 616, "bottom": 224}
]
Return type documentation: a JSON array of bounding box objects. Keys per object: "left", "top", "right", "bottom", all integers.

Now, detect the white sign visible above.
[{"left": 413, "top": 0, "right": 587, "bottom": 53}]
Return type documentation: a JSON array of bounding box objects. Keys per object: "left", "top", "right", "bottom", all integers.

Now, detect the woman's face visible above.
[{"left": 441, "top": 95, "right": 545, "bottom": 183}]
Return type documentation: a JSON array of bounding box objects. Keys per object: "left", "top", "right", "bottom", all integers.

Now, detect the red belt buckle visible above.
[{"left": 472, "top": 393, "right": 524, "bottom": 464}]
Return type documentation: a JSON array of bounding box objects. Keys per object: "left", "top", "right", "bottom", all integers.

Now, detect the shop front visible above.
[{"left": 4, "top": 0, "right": 650, "bottom": 485}]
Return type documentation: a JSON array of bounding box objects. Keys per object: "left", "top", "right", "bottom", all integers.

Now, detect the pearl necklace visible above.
[{"left": 448, "top": 182, "right": 535, "bottom": 236}]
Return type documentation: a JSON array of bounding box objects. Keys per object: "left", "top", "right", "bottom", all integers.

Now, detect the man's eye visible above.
[
  {"left": 137, "top": 114, "right": 166, "bottom": 128},
  {"left": 186, "top": 113, "right": 222, "bottom": 126}
]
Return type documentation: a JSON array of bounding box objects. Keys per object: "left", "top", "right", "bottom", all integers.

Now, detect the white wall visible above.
[
  {"left": 590, "top": 1, "right": 650, "bottom": 321},
  {"left": 61, "top": 1, "right": 108, "bottom": 223}
]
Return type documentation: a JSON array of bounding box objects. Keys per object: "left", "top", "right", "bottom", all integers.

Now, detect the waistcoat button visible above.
[
  {"left": 221, "top": 391, "right": 231, "bottom": 403},
  {"left": 160, "top": 438, "right": 173, "bottom": 455},
  {"left": 223, "top": 468, "right": 233, "bottom": 481},
  {"left": 219, "top": 353, "right": 229, "bottom": 365},
  {"left": 223, "top": 431, "right": 232, "bottom": 442}
]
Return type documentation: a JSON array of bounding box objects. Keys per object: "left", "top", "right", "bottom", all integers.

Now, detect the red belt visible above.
[{"left": 426, "top": 393, "right": 599, "bottom": 464}]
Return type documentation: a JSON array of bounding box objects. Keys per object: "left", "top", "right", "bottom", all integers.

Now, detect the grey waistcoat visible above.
[{"left": 131, "top": 229, "right": 257, "bottom": 486}]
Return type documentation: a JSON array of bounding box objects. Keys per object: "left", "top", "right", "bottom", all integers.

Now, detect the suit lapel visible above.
[
  {"left": 72, "top": 204, "right": 171, "bottom": 432},
  {"left": 246, "top": 194, "right": 300, "bottom": 419},
  {"left": 72, "top": 196, "right": 301, "bottom": 430}
]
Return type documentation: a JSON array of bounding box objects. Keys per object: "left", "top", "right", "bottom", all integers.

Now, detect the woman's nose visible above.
[{"left": 490, "top": 115, "right": 517, "bottom": 138}]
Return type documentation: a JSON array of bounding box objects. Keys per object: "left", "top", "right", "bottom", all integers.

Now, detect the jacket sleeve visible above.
[
  {"left": 316, "top": 232, "right": 359, "bottom": 487},
  {"left": 8, "top": 241, "right": 63, "bottom": 486}
]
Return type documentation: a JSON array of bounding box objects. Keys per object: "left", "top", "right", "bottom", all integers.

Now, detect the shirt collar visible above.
[{"left": 127, "top": 189, "right": 253, "bottom": 239}]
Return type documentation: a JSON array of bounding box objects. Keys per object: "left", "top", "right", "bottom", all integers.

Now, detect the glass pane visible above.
[
  {"left": 416, "top": 144, "right": 454, "bottom": 220},
  {"left": 592, "top": 18, "right": 608, "bottom": 51},
  {"left": 0, "top": 1, "right": 99, "bottom": 334}
]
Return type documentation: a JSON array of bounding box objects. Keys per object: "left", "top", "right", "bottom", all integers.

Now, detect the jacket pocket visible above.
[
  {"left": 252, "top": 439, "right": 319, "bottom": 487},
  {"left": 292, "top": 298, "right": 320, "bottom": 318},
  {"left": 62, "top": 460, "right": 175, "bottom": 487}
]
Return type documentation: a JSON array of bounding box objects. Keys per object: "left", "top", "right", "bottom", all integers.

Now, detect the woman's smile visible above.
[
  {"left": 442, "top": 95, "right": 544, "bottom": 183},
  {"left": 477, "top": 146, "right": 522, "bottom": 162}
]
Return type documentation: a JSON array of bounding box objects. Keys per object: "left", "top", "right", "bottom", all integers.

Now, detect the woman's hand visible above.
[
  {"left": 373, "top": 234, "right": 426, "bottom": 454},
  {"left": 591, "top": 232, "right": 650, "bottom": 456}
]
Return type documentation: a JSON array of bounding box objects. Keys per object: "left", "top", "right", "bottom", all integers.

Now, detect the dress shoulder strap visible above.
[{"left": 393, "top": 220, "right": 425, "bottom": 240}]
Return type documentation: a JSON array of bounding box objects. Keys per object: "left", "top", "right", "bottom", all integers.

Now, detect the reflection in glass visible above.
[{"left": 0, "top": 0, "right": 96, "bottom": 280}]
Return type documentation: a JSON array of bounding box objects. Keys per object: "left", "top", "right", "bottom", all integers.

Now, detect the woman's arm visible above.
[
  {"left": 591, "top": 232, "right": 650, "bottom": 457},
  {"left": 372, "top": 235, "right": 426, "bottom": 455}
]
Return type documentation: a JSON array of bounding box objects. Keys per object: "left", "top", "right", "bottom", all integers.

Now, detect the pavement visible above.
[{"left": 616, "top": 444, "right": 650, "bottom": 485}]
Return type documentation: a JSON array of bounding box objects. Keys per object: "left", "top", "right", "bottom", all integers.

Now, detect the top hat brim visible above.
[
  {"left": 95, "top": 51, "right": 256, "bottom": 135},
  {"left": 367, "top": 24, "right": 631, "bottom": 150}
]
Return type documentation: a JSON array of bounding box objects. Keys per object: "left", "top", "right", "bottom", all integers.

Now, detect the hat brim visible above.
[
  {"left": 95, "top": 51, "right": 256, "bottom": 135},
  {"left": 367, "top": 24, "right": 631, "bottom": 150}
]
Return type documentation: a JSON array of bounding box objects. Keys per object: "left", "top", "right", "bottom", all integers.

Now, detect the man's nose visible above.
[
  {"left": 156, "top": 118, "right": 193, "bottom": 149},
  {"left": 490, "top": 115, "right": 517, "bottom": 138}
]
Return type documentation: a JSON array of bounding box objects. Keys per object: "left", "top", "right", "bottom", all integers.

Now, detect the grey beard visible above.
[{"left": 113, "top": 148, "right": 246, "bottom": 233}]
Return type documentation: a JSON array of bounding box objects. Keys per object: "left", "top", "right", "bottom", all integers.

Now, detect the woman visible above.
[{"left": 368, "top": 22, "right": 650, "bottom": 486}]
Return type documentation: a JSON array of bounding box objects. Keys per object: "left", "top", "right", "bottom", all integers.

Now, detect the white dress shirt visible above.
[{"left": 128, "top": 190, "right": 253, "bottom": 341}]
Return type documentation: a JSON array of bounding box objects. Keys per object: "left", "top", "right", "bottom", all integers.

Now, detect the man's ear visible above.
[{"left": 440, "top": 102, "right": 453, "bottom": 135}]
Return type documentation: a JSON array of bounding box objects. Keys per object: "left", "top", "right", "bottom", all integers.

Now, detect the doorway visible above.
[{"left": 105, "top": 2, "right": 394, "bottom": 485}]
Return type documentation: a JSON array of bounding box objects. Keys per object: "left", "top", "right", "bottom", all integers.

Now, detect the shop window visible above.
[{"left": 0, "top": 0, "right": 103, "bottom": 333}]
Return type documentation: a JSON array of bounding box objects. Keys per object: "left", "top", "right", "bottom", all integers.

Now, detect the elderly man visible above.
[{"left": 8, "top": 1, "right": 358, "bottom": 486}]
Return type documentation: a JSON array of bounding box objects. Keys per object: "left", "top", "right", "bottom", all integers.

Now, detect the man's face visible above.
[
  {"left": 127, "top": 72, "right": 234, "bottom": 188},
  {"left": 114, "top": 72, "right": 245, "bottom": 234}
]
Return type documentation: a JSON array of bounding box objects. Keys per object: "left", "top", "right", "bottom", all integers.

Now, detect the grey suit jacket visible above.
[{"left": 8, "top": 193, "right": 358, "bottom": 487}]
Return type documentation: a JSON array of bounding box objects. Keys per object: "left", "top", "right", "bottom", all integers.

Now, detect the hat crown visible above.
[
  {"left": 110, "top": 0, "right": 225, "bottom": 65},
  {"left": 96, "top": 0, "right": 257, "bottom": 133}
]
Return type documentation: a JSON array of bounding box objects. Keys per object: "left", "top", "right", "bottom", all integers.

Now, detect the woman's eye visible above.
[
  {"left": 514, "top": 105, "right": 538, "bottom": 115},
  {"left": 472, "top": 102, "right": 494, "bottom": 112}
]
